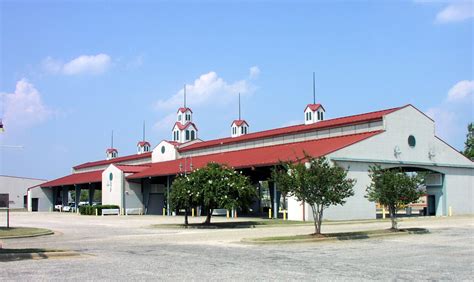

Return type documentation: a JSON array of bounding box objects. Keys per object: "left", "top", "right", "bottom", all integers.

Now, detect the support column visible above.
[
  {"left": 61, "top": 186, "right": 69, "bottom": 207},
  {"left": 166, "top": 176, "right": 171, "bottom": 216},
  {"left": 273, "top": 182, "right": 278, "bottom": 219},
  {"left": 75, "top": 185, "right": 81, "bottom": 211},
  {"left": 88, "top": 185, "right": 95, "bottom": 205}
]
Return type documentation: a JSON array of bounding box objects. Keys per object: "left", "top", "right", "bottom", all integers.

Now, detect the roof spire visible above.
[
  {"left": 142, "top": 121, "right": 146, "bottom": 142},
  {"left": 238, "top": 93, "right": 241, "bottom": 120},
  {"left": 313, "top": 72, "right": 316, "bottom": 104},
  {"left": 111, "top": 130, "right": 114, "bottom": 148},
  {"left": 184, "top": 84, "right": 187, "bottom": 108}
]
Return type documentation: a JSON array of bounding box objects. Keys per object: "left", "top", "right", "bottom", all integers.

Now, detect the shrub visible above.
[{"left": 79, "top": 205, "right": 120, "bottom": 215}]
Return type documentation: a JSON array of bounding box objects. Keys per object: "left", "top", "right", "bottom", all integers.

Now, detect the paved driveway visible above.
[{"left": 1, "top": 212, "right": 473, "bottom": 280}]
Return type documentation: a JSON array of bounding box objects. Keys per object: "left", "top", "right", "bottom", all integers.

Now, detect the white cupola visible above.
[
  {"left": 172, "top": 85, "right": 198, "bottom": 143},
  {"left": 137, "top": 122, "right": 151, "bottom": 154},
  {"left": 304, "top": 104, "right": 325, "bottom": 125},
  {"left": 231, "top": 120, "right": 249, "bottom": 137},
  {"left": 106, "top": 148, "right": 118, "bottom": 160},
  {"left": 304, "top": 72, "right": 325, "bottom": 125},
  {"left": 231, "top": 93, "right": 249, "bottom": 137},
  {"left": 137, "top": 141, "right": 151, "bottom": 154},
  {"left": 106, "top": 130, "right": 118, "bottom": 160}
]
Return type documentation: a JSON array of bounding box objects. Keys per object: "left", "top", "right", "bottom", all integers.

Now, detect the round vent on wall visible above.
[{"left": 408, "top": 135, "right": 416, "bottom": 147}]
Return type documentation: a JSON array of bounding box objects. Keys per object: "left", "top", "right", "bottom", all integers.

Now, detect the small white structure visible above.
[
  {"left": 231, "top": 120, "right": 249, "bottom": 138},
  {"left": 304, "top": 104, "right": 325, "bottom": 125},
  {"left": 106, "top": 148, "right": 118, "bottom": 160},
  {"left": 137, "top": 141, "right": 151, "bottom": 154}
]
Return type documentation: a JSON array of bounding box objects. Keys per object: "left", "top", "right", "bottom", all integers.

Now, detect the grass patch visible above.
[
  {"left": 0, "top": 227, "right": 53, "bottom": 239},
  {"left": 151, "top": 219, "right": 310, "bottom": 229},
  {"left": 245, "top": 228, "right": 429, "bottom": 243},
  {"left": 0, "top": 248, "right": 63, "bottom": 254}
]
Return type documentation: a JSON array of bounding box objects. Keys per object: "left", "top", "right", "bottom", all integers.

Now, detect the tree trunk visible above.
[
  {"left": 389, "top": 205, "right": 398, "bottom": 230},
  {"left": 204, "top": 209, "right": 213, "bottom": 225},
  {"left": 184, "top": 208, "right": 189, "bottom": 226},
  {"left": 311, "top": 204, "right": 324, "bottom": 235}
]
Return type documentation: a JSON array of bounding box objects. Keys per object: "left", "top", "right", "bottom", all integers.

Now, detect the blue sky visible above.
[{"left": 0, "top": 0, "right": 472, "bottom": 180}]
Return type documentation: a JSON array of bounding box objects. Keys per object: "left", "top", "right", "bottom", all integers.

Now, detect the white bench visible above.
[
  {"left": 125, "top": 208, "right": 143, "bottom": 215},
  {"left": 101, "top": 208, "right": 120, "bottom": 216}
]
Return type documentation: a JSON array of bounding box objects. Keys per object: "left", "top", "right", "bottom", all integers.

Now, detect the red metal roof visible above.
[
  {"left": 73, "top": 152, "right": 152, "bottom": 170},
  {"left": 128, "top": 131, "right": 382, "bottom": 179},
  {"left": 173, "top": 122, "right": 198, "bottom": 131},
  {"left": 304, "top": 104, "right": 325, "bottom": 112},
  {"left": 106, "top": 148, "right": 118, "bottom": 153},
  {"left": 40, "top": 170, "right": 103, "bottom": 188},
  {"left": 177, "top": 107, "right": 193, "bottom": 113},
  {"left": 231, "top": 120, "right": 249, "bottom": 127},
  {"left": 115, "top": 164, "right": 151, "bottom": 173},
  {"left": 179, "top": 105, "right": 404, "bottom": 152}
]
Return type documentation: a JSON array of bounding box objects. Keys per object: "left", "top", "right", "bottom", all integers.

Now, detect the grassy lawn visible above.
[
  {"left": 0, "top": 227, "right": 53, "bottom": 239},
  {"left": 246, "top": 228, "right": 429, "bottom": 243}
]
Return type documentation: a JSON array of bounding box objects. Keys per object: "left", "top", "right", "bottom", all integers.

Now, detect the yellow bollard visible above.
[
  {"left": 382, "top": 206, "right": 386, "bottom": 219},
  {"left": 283, "top": 210, "right": 287, "bottom": 221},
  {"left": 163, "top": 208, "right": 166, "bottom": 216},
  {"left": 449, "top": 206, "right": 453, "bottom": 217},
  {"left": 226, "top": 210, "right": 230, "bottom": 219},
  {"left": 192, "top": 208, "right": 195, "bottom": 217},
  {"left": 95, "top": 209, "right": 98, "bottom": 216},
  {"left": 269, "top": 208, "right": 272, "bottom": 219}
]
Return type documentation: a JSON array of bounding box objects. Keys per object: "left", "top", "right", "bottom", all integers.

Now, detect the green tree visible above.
[
  {"left": 272, "top": 155, "right": 355, "bottom": 235},
  {"left": 170, "top": 162, "right": 256, "bottom": 225},
  {"left": 366, "top": 165, "right": 425, "bottom": 230},
  {"left": 463, "top": 122, "right": 474, "bottom": 159},
  {"left": 169, "top": 175, "right": 200, "bottom": 225}
]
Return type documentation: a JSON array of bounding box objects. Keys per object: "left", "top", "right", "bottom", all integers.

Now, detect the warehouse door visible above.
[
  {"left": 32, "top": 198, "right": 39, "bottom": 212},
  {"left": 427, "top": 195, "right": 436, "bottom": 216},
  {"left": 147, "top": 194, "right": 164, "bottom": 215}
]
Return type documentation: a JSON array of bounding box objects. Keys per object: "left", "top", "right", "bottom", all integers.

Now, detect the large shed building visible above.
[{"left": 31, "top": 101, "right": 474, "bottom": 220}]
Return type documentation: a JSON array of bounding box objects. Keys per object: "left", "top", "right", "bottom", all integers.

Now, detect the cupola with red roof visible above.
[
  {"left": 231, "top": 93, "right": 249, "bottom": 138},
  {"left": 172, "top": 84, "right": 198, "bottom": 143},
  {"left": 106, "top": 130, "right": 118, "bottom": 160},
  {"left": 304, "top": 73, "right": 325, "bottom": 125},
  {"left": 137, "top": 122, "right": 151, "bottom": 154}
]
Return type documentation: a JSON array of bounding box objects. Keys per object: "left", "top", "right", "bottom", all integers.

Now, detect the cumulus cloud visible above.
[
  {"left": 249, "top": 66, "right": 261, "bottom": 79},
  {"left": 42, "top": 53, "right": 112, "bottom": 75},
  {"left": 435, "top": 1, "right": 473, "bottom": 23},
  {"left": 1, "top": 79, "right": 52, "bottom": 129},
  {"left": 447, "top": 80, "right": 474, "bottom": 101},
  {"left": 153, "top": 68, "right": 259, "bottom": 138},
  {"left": 425, "top": 79, "right": 473, "bottom": 149},
  {"left": 155, "top": 70, "right": 256, "bottom": 110}
]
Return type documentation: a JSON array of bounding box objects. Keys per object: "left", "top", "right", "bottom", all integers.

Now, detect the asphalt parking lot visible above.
[{"left": 1, "top": 212, "right": 473, "bottom": 280}]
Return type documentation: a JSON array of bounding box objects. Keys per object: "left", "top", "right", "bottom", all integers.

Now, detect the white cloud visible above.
[
  {"left": 42, "top": 53, "right": 112, "bottom": 75},
  {"left": 435, "top": 1, "right": 473, "bottom": 23},
  {"left": 249, "top": 66, "right": 261, "bottom": 79},
  {"left": 155, "top": 70, "right": 255, "bottom": 110},
  {"left": 447, "top": 80, "right": 474, "bottom": 101},
  {"left": 153, "top": 113, "right": 176, "bottom": 135},
  {"left": 1, "top": 79, "right": 52, "bottom": 129}
]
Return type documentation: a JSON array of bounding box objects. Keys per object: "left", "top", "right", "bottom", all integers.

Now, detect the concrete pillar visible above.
[
  {"left": 88, "top": 185, "right": 95, "bottom": 205},
  {"left": 75, "top": 185, "right": 81, "bottom": 210},
  {"left": 61, "top": 186, "right": 69, "bottom": 206},
  {"left": 273, "top": 182, "right": 278, "bottom": 219},
  {"left": 166, "top": 176, "right": 171, "bottom": 216}
]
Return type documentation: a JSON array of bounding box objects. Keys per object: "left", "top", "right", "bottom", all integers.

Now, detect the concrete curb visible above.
[
  {"left": 241, "top": 229, "right": 430, "bottom": 244},
  {"left": 0, "top": 230, "right": 54, "bottom": 240},
  {"left": 0, "top": 251, "right": 81, "bottom": 262}
]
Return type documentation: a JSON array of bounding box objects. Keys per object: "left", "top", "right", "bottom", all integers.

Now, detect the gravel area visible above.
[{"left": 0, "top": 212, "right": 473, "bottom": 280}]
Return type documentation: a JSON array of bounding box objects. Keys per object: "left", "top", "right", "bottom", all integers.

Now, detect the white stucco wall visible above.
[
  {"left": 27, "top": 186, "right": 54, "bottom": 212},
  {"left": 152, "top": 141, "right": 178, "bottom": 163},
  {"left": 124, "top": 179, "right": 144, "bottom": 210},
  {"left": 0, "top": 176, "right": 46, "bottom": 209},
  {"left": 101, "top": 165, "right": 124, "bottom": 208}
]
